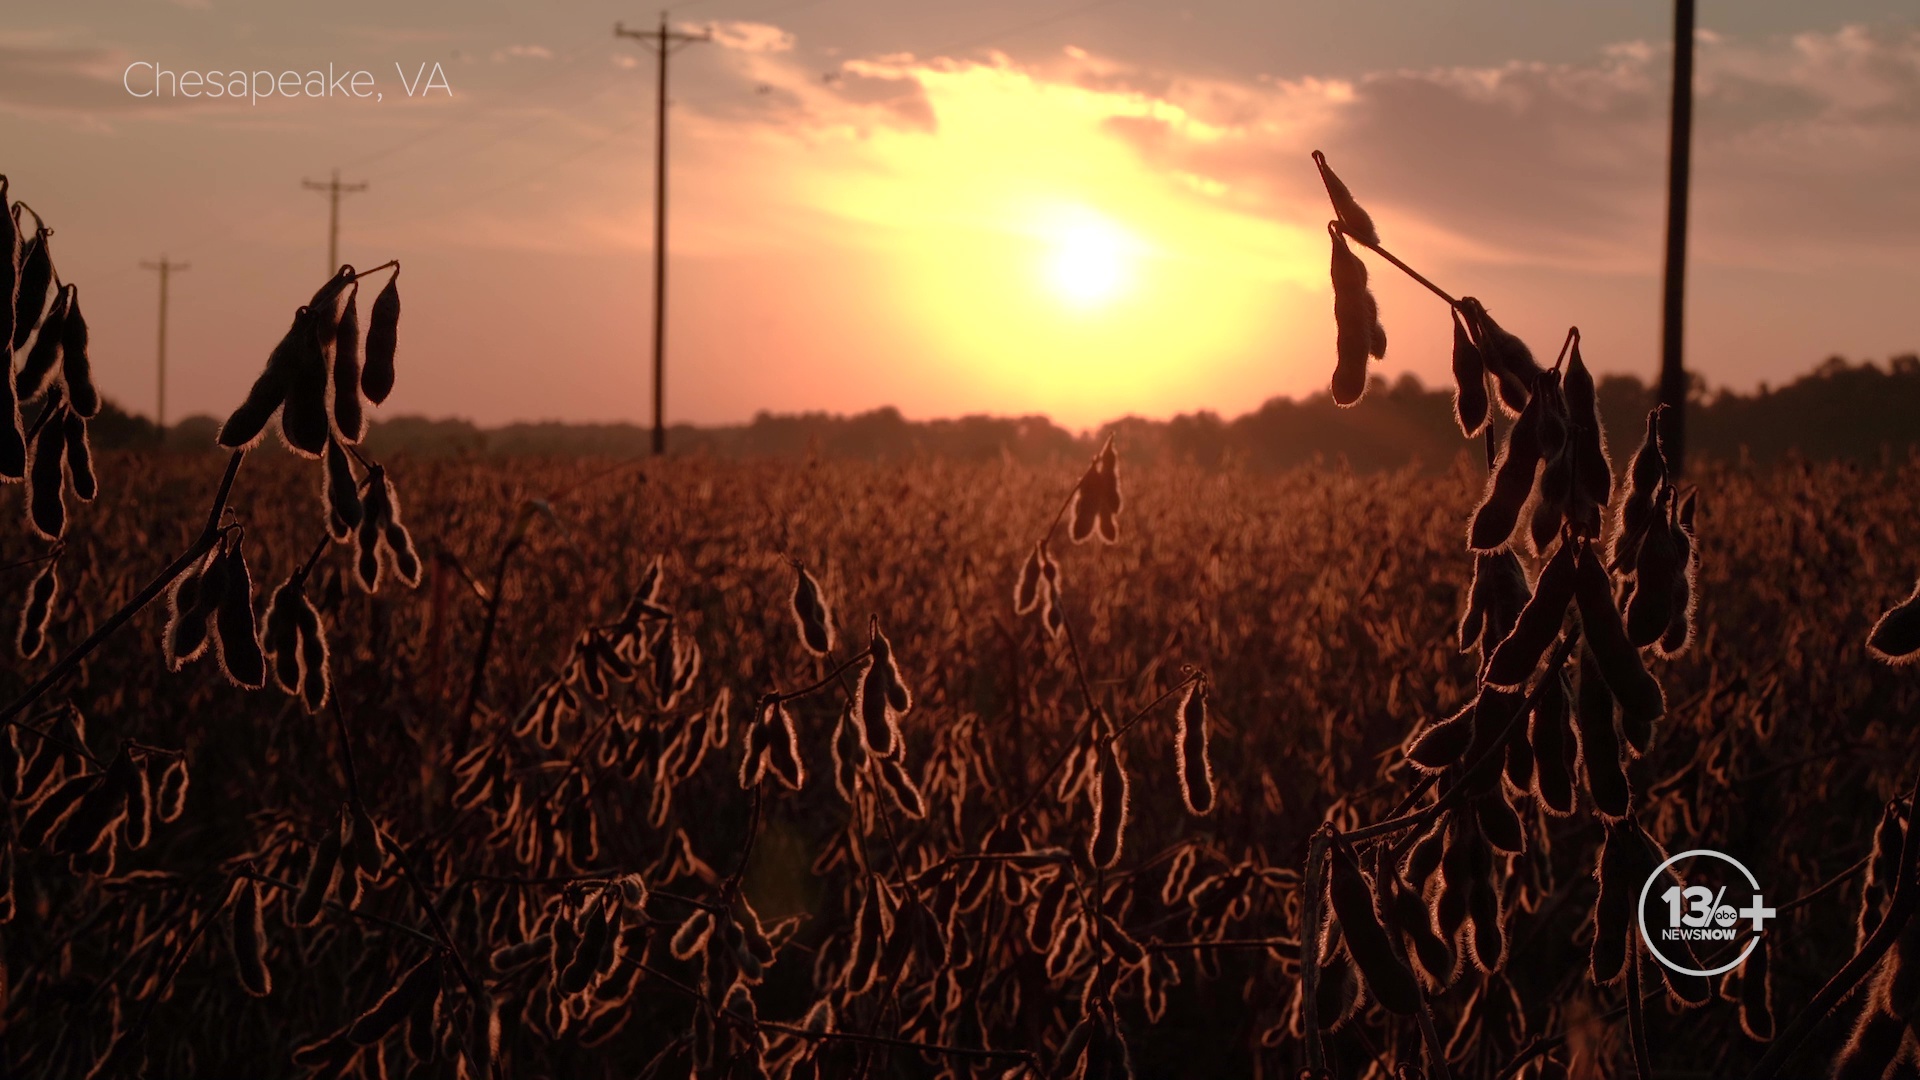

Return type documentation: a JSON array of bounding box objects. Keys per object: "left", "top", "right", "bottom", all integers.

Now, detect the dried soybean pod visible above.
[
  {"left": 1590, "top": 821, "right": 1636, "bottom": 984},
  {"left": 264, "top": 580, "right": 305, "bottom": 694},
  {"left": 121, "top": 760, "right": 152, "bottom": 850},
  {"left": 1502, "top": 711, "right": 1534, "bottom": 793},
  {"left": 52, "top": 751, "right": 133, "bottom": 857},
  {"left": 1475, "top": 789, "right": 1525, "bottom": 854},
  {"left": 218, "top": 314, "right": 297, "bottom": 449},
  {"left": 295, "top": 823, "right": 342, "bottom": 926},
  {"left": 1054, "top": 1014, "right": 1098, "bottom": 1079},
  {"left": 293, "top": 593, "right": 331, "bottom": 712},
  {"left": 1014, "top": 543, "right": 1045, "bottom": 614},
  {"left": 1328, "top": 225, "right": 1383, "bottom": 407},
  {"left": 0, "top": 367, "right": 20, "bottom": 480},
  {"left": 354, "top": 467, "right": 390, "bottom": 590},
  {"left": 1312, "top": 151, "right": 1380, "bottom": 246},
  {"left": 1327, "top": 844, "right": 1420, "bottom": 1015},
  {"left": 1658, "top": 491, "right": 1698, "bottom": 657},
  {"left": 324, "top": 438, "right": 362, "bottom": 535},
  {"left": 348, "top": 956, "right": 441, "bottom": 1044},
  {"left": 19, "top": 773, "right": 95, "bottom": 850},
  {"left": 1573, "top": 543, "right": 1665, "bottom": 735},
  {"left": 213, "top": 539, "right": 265, "bottom": 690},
  {"left": 230, "top": 878, "right": 272, "bottom": 997},
  {"left": 15, "top": 285, "right": 67, "bottom": 400},
  {"left": 1868, "top": 579, "right": 1920, "bottom": 666},
  {"left": 1530, "top": 669, "right": 1576, "bottom": 816},
  {"left": 155, "top": 757, "right": 189, "bottom": 822},
  {"left": 62, "top": 411, "right": 93, "bottom": 502},
  {"left": 1399, "top": 821, "right": 1447, "bottom": 899},
  {"left": 1611, "top": 407, "right": 1668, "bottom": 570},
  {"left": 875, "top": 753, "right": 925, "bottom": 818},
  {"left": 846, "top": 885, "right": 887, "bottom": 993},
  {"left": 1469, "top": 384, "right": 1549, "bottom": 552},
  {"left": 1529, "top": 448, "right": 1573, "bottom": 553},
  {"left": 1174, "top": 680, "right": 1215, "bottom": 815},
  {"left": 1089, "top": 740, "right": 1129, "bottom": 869},
  {"left": 1408, "top": 701, "right": 1475, "bottom": 771},
  {"left": 790, "top": 561, "right": 834, "bottom": 655},
  {"left": 869, "top": 622, "right": 911, "bottom": 714},
  {"left": 361, "top": 268, "right": 399, "bottom": 404},
  {"left": 1460, "top": 298, "right": 1542, "bottom": 416},
  {"left": 1483, "top": 540, "right": 1576, "bottom": 688},
  {"left": 1739, "top": 935, "right": 1774, "bottom": 1041},
  {"left": 13, "top": 227, "right": 53, "bottom": 353},
  {"left": 858, "top": 654, "right": 896, "bottom": 758},
  {"left": 279, "top": 307, "right": 331, "bottom": 458},
  {"left": 0, "top": 180, "right": 14, "bottom": 349},
  {"left": 1435, "top": 815, "right": 1473, "bottom": 937},
  {"left": 27, "top": 404, "right": 66, "bottom": 540},
  {"left": 1461, "top": 550, "right": 1530, "bottom": 655},
  {"left": 1562, "top": 342, "right": 1611, "bottom": 514},
  {"left": 559, "top": 901, "right": 610, "bottom": 995},
  {"left": 1573, "top": 644, "right": 1631, "bottom": 818},
  {"left": 1465, "top": 860, "right": 1506, "bottom": 973},
  {"left": 764, "top": 700, "right": 806, "bottom": 790},
  {"left": 1625, "top": 490, "right": 1681, "bottom": 647},
  {"left": 17, "top": 557, "right": 56, "bottom": 659},
  {"left": 1450, "top": 305, "right": 1489, "bottom": 437},
  {"left": 831, "top": 705, "right": 863, "bottom": 803},
  {"left": 332, "top": 284, "right": 364, "bottom": 441},
  {"left": 1834, "top": 1002, "right": 1904, "bottom": 1079},
  {"left": 1028, "top": 869, "right": 1071, "bottom": 949},
  {"left": 59, "top": 285, "right": 96, "bottom": 417},
  {"left": 1387, "top": 871, "right": 1454, "bottom": 986}
]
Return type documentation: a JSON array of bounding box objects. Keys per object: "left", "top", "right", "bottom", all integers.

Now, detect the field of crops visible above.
[{"left": 4, "top": 432, "right": 1919, "bottom": 1078}]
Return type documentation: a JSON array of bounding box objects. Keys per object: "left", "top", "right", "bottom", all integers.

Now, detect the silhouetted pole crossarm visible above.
[
  {"left": 303, "top": 168, "right": 369, "bottom": 275},
  {"left": 615, "top": 14, "right": 711, "bottom": 456}
]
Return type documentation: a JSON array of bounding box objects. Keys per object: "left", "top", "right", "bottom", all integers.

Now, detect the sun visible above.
[{"left": 1041, "top": 208, "right": 1140, "bottom": 308}]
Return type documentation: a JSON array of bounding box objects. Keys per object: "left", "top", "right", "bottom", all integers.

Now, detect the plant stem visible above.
[
  {"left": 1, "top": 450, "right": 245, "bottom": 728},
  {"left": 1750, "top": 766, "right": 1920, "bottom": 1078},
  {"left": 1301, "top": 826, "right": 1331, "bottom": 1074}
]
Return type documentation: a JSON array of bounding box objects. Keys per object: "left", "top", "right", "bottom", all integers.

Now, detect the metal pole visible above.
[
  {"left": 653, "top": 14, "right": 669, "bottom": 456},
  {"left": 616, "top": 15, "right": 708, "bottom": 456},
  {"left": 304, "top": 170, "right": 368, "bottom": 276},
  {"left": 158, "top": 262, "right": 168, "bottom": 431},
  {"left": 140, "top": 257, "right": 188, "bottom": 433},
  {"left": 1658, "top": 0, "right": 1695, "bottom": 471}
]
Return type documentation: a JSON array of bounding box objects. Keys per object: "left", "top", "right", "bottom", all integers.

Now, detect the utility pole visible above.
[
  {"left": 139, "top": 256, "right": 188, "bottom": 433},
  {"left": 302, "top": 168, "right": 368, "bottom": 275},
  {"left": 615, "top": 14, "right": 710, "bottom": 456},
  {"left": 1658, "top": 0, "right": 1695, "bottom": 471}
]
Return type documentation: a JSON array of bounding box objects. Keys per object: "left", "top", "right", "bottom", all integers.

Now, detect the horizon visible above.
[
  {"left": 4, "top": 2, "right": 1918, "bottom": 429},
  {"left": 112, "top": 346, "right": 1913, "bottom": 439}
]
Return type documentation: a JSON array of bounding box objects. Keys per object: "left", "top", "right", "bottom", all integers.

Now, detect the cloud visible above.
[
  {"left": 703, "top": 21, "right": 795, "bottom": 55},
  {"left": 492, "top": 44, "right": 553, "bottom": 63},
  {"left": 675, "top": 20, "right": 1920, "bottom": 280},
  {"left": 0, "top": 40, "right": 138, "bottom": 118}
]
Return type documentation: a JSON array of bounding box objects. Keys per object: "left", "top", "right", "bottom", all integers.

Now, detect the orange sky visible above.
[{"left": 4, "top": 5, "right": 1919, "bottom": 429}]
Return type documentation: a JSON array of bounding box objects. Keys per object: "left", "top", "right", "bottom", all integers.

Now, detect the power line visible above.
[
  {"left": 301, "top": 169, "right": 368, "bottom": 274},
  {"left": 615, "top": 14, "right": 712, "bottom": 457},
  {"left": 138, "top": 256, "right": 188, "bottom": 431}
]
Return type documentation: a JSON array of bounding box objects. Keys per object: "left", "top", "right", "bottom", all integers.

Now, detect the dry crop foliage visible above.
[{"left": 0, "top": 153, "right": 1917, "bottom": 1080}]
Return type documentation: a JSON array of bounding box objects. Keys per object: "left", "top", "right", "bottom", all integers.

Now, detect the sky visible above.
[{"left": 4, "top": 1, "right": 1918, "bottom": 430}]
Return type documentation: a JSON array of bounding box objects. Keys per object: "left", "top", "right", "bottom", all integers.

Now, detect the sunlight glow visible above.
[{"left": 1042, "top": 209, "right": 1138, "bottom": 308}]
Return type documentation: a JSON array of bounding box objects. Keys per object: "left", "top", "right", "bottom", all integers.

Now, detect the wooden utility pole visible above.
[
  {"left": 139, "top": 256, "right": 188, "bottom": 432},
  {"left": 615, "top": 14, "right": 710, "bottom": 456},
  {"left": 302, "top": 168, "right": 368, "bottom": 275},
  {"left": 1658, "top": 0, "right": 1696, "bottom": 471}
]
